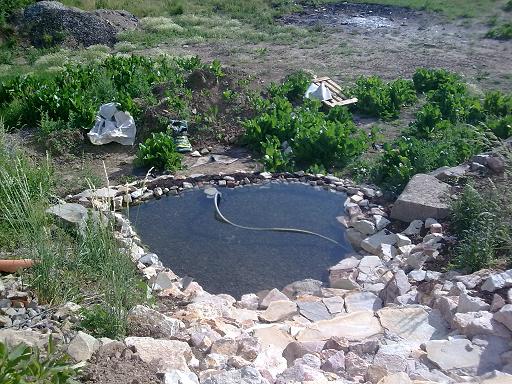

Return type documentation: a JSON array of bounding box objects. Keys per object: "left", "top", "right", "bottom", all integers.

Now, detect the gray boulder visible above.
[
  {"left": 20, "top": 1, "right": 137, "bottom": 47},
  {"left": 46, "top": 203, "right": 88, "bottom": 227},
  {"left": 390, "top": 174, "right": 451, "bottom": 222}
]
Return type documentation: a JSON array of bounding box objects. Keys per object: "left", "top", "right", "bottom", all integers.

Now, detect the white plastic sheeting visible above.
[
  {"left": 87, "top": 103, "right": 136, "bottom": 145},
  {"left": 304, "top": 82, "right": 333, "bottom": 102}
]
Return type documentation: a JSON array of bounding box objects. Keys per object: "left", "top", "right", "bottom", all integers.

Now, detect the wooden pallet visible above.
[{"left": 312, "top": 76, "right": 358, "bottom": 108}]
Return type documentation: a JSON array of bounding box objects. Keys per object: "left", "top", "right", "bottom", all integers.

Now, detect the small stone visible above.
[
  {"left": 211, "top": 337, "right": 238, "bottom": 356},
  {"left": 352, "top": 220, "right": 376, "bottom": 235},
  {"left": 259, "top": 300, "right": 297, "bottom": 322},
  {"left": 296, "top": 310, "right": 382, "bottom": 342},
  {"left": 67, "top": 331, "right": 100, "bottom": 362},
  {"left": 374, "top": 215, "right": 391, "bottom": 231},
  {"left": 182, "top": 182, "right": 193, "bottom": 189},
  {"left": 125, "top": 337, "right": 193, "bottom": 372},
  {"left": 408, "top": 269, "right": 426, "bottom": 282},
  {"left": 424, "top": 218, "right": 438, "bottom": 228},
  {"left": 163, "top": 370, "right": 199, "bottom": 384},
  {"left": 493, "top": 304, "right": 512, "bottom": 331},
  {"left": 390, "top": 174, "right": 451, "bottom": 222},
  {"left": 321, "top": 350, "right": 345, "bottom": 374},
  {"left": 403, "top": 220, "right": 423, "bottom": 236},
  {"left": 345, "top": 351, "right": 370, "bottom": 377},
  {"left": 239, "top": 294, "right": 259, "bottom": 310},
  {"left": 453, "top": 311, "right": 510, "bottom": 338},
  {"left": 190, "top": 151, "right": 201, "bottom": 157},
  {"left": 481, "top": 270, "right": 512, "bottom": 292},
  {"left": 396, "top": 233, "right": 412, "bottom": 246},
  {"left": 430, "top": 223, "right": 443, "bottom": 234},
  {"left": 490, "top": 294, "right": 506, "bottom": 312},
  {"left": 344, "top": 291, "right": 382, "bottom": 312},
  {"left": 361, "top": 230, "right": 398, "bottom": 255},
  {"left": 457, "top": 291, "right": 490, "bottom": 313},
  {"left": 322, "top": 296, "right": 345, "bottom": 315},
  {"left": 379, "top": 270, "right": 411, "bottom": 304},
  {"left": 259, "top": 288, "right": 289, "bottom": 309},
  {"left": 297, "top": 300, "right": 331, "bottom": 322}
]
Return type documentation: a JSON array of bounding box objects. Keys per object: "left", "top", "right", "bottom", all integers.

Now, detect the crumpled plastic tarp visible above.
[
  {"left": 87, "top": 103, "right": 136, "bottom": 145},
  {"left": 304, "top": 82, "right": 333, "bottom": 102}
]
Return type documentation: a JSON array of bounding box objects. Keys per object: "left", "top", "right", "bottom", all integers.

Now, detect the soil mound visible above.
[{"left": 19, "top": 1, "right": 138, "bottom": 48}]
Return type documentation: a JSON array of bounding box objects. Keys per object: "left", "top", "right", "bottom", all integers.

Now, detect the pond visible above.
[{"left": 129, "top": 182, "right": 353, "bottom": 298}]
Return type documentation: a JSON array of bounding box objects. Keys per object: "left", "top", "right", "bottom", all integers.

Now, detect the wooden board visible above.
[{"left": 312, "top": 76, "right": 358, "bottom": 108}]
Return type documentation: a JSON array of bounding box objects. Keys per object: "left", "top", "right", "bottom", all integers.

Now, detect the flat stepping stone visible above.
[{"left": 297, "top": 300, "right": 331, "bottom": 322}]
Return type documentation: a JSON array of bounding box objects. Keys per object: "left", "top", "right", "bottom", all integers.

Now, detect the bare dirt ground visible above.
[
  {"left": 163, "top": 2, "right": 511, "bottom": 91},
  {"left": 19, "top": 2, "right": 511, "bottom": 193}
]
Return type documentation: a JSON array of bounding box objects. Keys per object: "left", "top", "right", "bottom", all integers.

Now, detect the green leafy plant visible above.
[
  {"left": 0, "top": 338, "right": 78, "bottom": 384},
  {"left": 412, "top": 68, "right": 460, "bottom": 93},
  {"left": 350, "top": 76, "right": 416, "bottom": 120},
  {"left": 243, "top": 82, "right": 369, "bottom": 172},
  {"left": 209, "top": 59, "right": 224, "bottom": 79},
  {"left": 268, "top": 71, "right": 311, "bottom": 103},
  {"left": 137, "top": 131, "right": 182, "bottom": 171},
  {"left": 484, "top": 91, "right": 512, "bottom": 117},
  {"left": 0, "top": 55, "right": 188, "bottom": 132}
]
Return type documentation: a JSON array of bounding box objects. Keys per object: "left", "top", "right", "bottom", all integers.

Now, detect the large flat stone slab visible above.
[
  {"left": 296, "top": 310, "right": 382, "bottom": 342},
  {"left": 425, "top": 339, "right": 483, "bottom": 371},
  {"left": 390, "top": 174, "right": 451, "bottom": 222},
  {"left": 377, "top": 306, "right": 448, "bottom": 346}
]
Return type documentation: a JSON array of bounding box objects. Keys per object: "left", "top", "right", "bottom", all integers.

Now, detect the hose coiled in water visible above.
[{"left": 214, "top": 192, "right": 344, "bottom": 247}]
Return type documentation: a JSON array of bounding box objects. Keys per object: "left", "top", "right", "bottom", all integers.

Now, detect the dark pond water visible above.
[{"left": 129, "top": 182, "right": 353, "bottom": 298}]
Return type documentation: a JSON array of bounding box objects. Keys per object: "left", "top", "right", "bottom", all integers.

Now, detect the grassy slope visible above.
[{"left": 61, "top": 0, "right": 504, "bottom": 19}]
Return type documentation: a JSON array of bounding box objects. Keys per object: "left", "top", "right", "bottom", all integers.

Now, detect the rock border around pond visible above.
[{"left": 17, "top": 169, "right": 512, "bottom": 383}]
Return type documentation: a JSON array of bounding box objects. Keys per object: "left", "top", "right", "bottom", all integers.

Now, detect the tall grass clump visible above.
[
  {"left": 0, "top": 121, "right": 146, "bottom": 338},
  {"left": 451, "top": 184, "right": 511, "bottom": 272}
]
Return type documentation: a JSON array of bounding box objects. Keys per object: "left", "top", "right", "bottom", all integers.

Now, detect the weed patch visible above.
[{"left": 450, "top": 185, "right": 511, "bottom": 271}]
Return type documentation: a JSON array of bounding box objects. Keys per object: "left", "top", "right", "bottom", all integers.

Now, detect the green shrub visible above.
[
  {"left": 137, "top": 131, "right": 182, "bottom": 171},
  {"left": 0, "top": 338, "right": 78, "bottom": 384},
  {"left": 484, "top": 115, "right": 512, "bottom": 139},
  {"left": 506, "top": 0, "right": 512, "bottom": 11},
  {"left": 267, "top": 71, "right": 311, "bottom": 103},
  {"left": 243, "top": 88, "right": 368, "bottom": 172},
  {"left": 484, "top": 91, "right": 512, "bottom": 117},
  {"left": 412, "top": 68, "right": 460, "bottom": 93},
  {"left": 350, "top": 76, "right": 416, "bottom": 120},
  {"left": 0, "top": 55, "right": 195, "bottom": 131},
  {"left": 373, "top": 123, "right": 490, "bottom": 193},
  {"left": 486, "top": 23, "right": 512, "bottom": 40},
  {"left": 261, "top": 135, "right": 292, "bottom": 172}
]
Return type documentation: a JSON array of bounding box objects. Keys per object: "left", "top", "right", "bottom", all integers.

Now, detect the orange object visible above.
[{"left": 0, "top": 259, "right": 34, "bottom": 273}]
